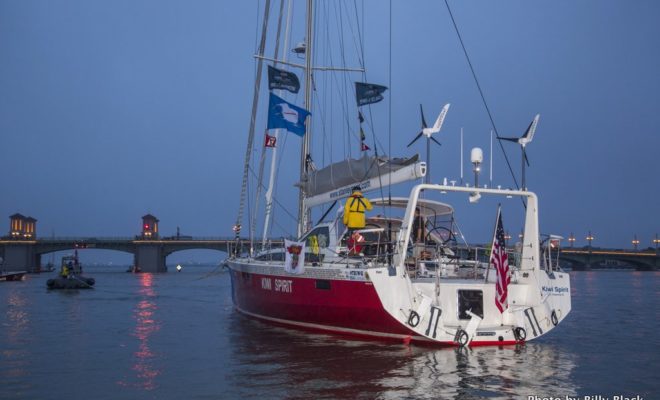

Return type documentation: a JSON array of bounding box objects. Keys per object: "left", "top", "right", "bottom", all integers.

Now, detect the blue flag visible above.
[{"left": 267, "top": 93, "right": 311, "bottom": 137}]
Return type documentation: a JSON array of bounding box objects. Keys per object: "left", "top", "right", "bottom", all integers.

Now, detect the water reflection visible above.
[
  {"left": 382, "top": 345, "right": 577, "bottom": 399},
  {"left": 226, "top": 316, "right": 577, "bottom": 399},
  {"left": 630, "top": 271, "right": 644, "bottom": 307},
  {"left": 1, "top": 287, "right": 31, "bottom": 393},
  {"left": 120, "top": 273, "right": 162, "bottom": 390}
]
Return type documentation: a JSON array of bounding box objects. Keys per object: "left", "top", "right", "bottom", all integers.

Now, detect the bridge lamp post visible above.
[
  {"left": 653, "top": 234, "right": 659, "bottom": 252},
  {"left": 568, "top": 232, "right": 576, "bottom": 248},
  {"left": 586, "top": 231, "right": 594, "bottom": 250},
  {"left": 632, "top": 235, "right": 640, "bottom": 251}
]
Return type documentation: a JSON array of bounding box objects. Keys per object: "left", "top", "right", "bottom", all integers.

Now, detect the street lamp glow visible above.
[
  {"left": 632, "top": 235, "right": 640, "bottom": 251},
  {"left": 586, "top": 231, "right": 594, "bottom": 249}
]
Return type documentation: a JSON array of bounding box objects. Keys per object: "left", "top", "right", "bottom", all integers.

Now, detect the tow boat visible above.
[{"left": 47, "top": 255, "right": 95, "bottom": 289}]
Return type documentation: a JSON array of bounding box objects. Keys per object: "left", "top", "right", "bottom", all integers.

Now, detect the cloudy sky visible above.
[{"left": 1, "top": 0, "right": 658, "bottom": 263}]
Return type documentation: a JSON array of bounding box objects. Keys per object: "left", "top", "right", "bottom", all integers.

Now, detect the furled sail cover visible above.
[{"left": 297, "top": 154, "right": 421, "bottom": 198}]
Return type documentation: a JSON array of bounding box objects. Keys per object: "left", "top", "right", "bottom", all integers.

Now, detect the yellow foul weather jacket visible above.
[{"left": 343, "top": 191, "right": 372, "bottom": 229}]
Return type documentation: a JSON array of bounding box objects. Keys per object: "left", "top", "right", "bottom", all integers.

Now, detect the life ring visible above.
[
  {"left": 551, "top": 310, "right": 558, "bottom": 326},
  {"left": 407, "top": 311, "right": 420, "bottom": 327},
  {"left": 455, "top": 329, "right": 469, "bottom": 347},
  {"left": 514, "top": 327, "right": 526, "bottom": 341}
]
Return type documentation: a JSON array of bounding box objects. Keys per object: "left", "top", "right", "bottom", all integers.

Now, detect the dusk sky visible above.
[{"left": 1, "top": 1, "right": 658, "bottom": 263}]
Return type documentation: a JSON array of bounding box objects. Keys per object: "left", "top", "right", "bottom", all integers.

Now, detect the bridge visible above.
[
  {"left": 0, "top": 213, "right": 256, "bottom": 273},
  {"left": 0, "top": 236, "right": 248, "bottom": 273},
  {"left": 559, "top": 248, "right": 659, "bottom": 271},
  {"left": 1, "top": 213, "right": 658, "bottom": 272}
]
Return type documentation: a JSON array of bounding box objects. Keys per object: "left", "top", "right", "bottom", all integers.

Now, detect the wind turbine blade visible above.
[
  {"left": 430, "top": 136, "right": 442, "bottom": 147},
  {"left": 420, "top": 104, "right": 427, "bottom": 129},
  {"left": 407, "top": 131, "right": 424, "bottom": 147},
  {"left": 430, "top": 103, "right": 451, "bottom": 133},
  {"left": 524, "top": 150, "right": 530, "bottom": 167},
  {"left": 523, "top": 114, "right": 540, "bottom": 143},
  {"left": 497, "top": 136, "right": 519, "bottom": 143}
]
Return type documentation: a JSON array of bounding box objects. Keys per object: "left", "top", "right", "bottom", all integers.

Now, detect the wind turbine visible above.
[
  {"left": 407, "top": 103, "right": 450, "bottom": 183},
  {"left": 497, "top": 114, "right": 540, "bottom": 190}
]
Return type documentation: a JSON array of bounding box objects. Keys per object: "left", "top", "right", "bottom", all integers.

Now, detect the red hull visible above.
[
  {"left": 229, "top": 268, "right": 519, "bottom": 347},
  {"left": 230, "top": 269, "right": 414, "bottom": 338}
]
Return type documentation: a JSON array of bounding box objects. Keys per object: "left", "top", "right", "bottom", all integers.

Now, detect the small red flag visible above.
[
  {"left": 264, "top": 133, "right": 277, "bottom": 148},
  {"left": 360, "top": 142, "right": 370, "bottom": 151}
]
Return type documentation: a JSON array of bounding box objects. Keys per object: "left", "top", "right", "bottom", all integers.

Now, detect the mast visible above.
[
  {"left": 297, "top": 0, "right": 314, "bottom": 237},
  {"left": 252, "top": 0, "right": 287, "bottom": 254},
  {"left": 262, "top": 0, "right": 293, "bottom": 248},
  {"left": 235, "top": 0, "right": 271, "bottom": 244}
]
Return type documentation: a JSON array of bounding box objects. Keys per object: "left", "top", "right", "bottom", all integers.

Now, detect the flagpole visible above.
[{"left": 484, "top": 204, "right": 501, "bottom": 284}]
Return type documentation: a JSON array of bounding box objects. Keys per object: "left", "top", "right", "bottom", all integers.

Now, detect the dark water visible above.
[{"left": 1, "top": 267, "right": 658, "bottom": 399}]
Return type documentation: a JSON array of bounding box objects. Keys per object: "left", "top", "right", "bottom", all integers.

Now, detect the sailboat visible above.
[{"left": 226, "top": 1, "right": 571, "bottom": 346}]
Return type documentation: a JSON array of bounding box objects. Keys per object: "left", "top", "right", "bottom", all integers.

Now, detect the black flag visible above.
[
  {"left": 355, "top": 82, "right": 388, "bottom": 106},
  {"left": 268, "top": 65, "right": 300, "bottom": 93}
]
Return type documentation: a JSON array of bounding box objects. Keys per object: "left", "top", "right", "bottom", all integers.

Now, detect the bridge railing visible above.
[
  {"left": 34, "top": 236, "right": 238, "bottom": 242},
  {"left": 37, "top": 237, "right": 135, "bottom": 242}
]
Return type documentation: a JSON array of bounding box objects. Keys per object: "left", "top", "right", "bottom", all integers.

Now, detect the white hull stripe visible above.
[{"left": 235, "top": 306, "right": 439, "bottom": 343}]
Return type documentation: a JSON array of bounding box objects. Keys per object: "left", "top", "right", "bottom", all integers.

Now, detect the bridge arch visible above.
[
  {"left": 36, "top": 246, "right": 136, "bottom": 257},
  {"left": 39, "top": 248, "right": 136, "bottom": 268},
  {"left": 163, "top": 249, "right": 227, "bottom": 267},
  {"left": 559, "top": 250, "right": 658, "bottom": 271}
]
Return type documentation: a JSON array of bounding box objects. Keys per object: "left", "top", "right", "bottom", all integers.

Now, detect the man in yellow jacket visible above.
[{"left": 343, "top": 186, "right": 373, "bottom": 230}]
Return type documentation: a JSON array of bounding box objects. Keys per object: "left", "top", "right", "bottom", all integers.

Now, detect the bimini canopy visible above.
[
  {"left": 297, "top": 155, "right": 425, "bottom": 208},
  {"left": 370, "top": 197, "right": 453, "bottom": 218}
]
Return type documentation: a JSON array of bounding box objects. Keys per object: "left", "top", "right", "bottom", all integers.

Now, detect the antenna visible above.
[
  {"left": 489, "top": 129, "right": 493, "bottom": 187},
  {"left": 408, "top": 103, "right": 450, "bottom": 184},
  {"left": 460, "top": 127, "right": 464, "bottom": 184},
  {"left": 497, "top": 114, "right": 540, "bottom": 190}
]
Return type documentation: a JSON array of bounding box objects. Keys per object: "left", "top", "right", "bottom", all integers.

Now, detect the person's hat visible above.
[{"left": 351, "top": 186, "right": 361, "bottom": 192}]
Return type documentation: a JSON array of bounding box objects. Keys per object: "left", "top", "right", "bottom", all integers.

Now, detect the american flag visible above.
[{"left": 490, "top": 207, "right": 511, "bottom": 313}]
